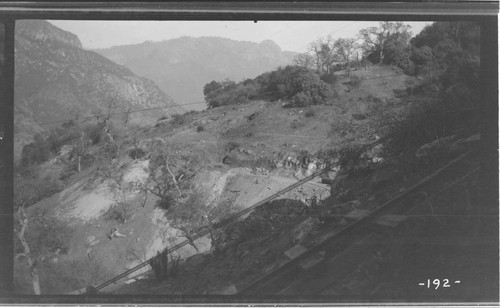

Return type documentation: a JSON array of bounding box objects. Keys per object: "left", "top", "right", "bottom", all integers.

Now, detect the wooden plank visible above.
[
  {"left": 373, "top": 214, "right": 408, "bottom": 228},
  {"left": 345, "top": 209, "right": 371, "bottom": 220},
  {"left": 299, "top": 252, "right": 326, "bottom": 270},
  {"left": 284, "top": 244, "right": 308, "bottom": 260}
]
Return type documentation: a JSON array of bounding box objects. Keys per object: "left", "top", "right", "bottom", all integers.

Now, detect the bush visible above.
[
  {"left": 224, "top": 141, "right": 240, "bottom": 152},
  {"left": 348, "top": 75, "right": 362, "bottom": 87},
  {"left": 14, "top": 174, "right": 65, "bottom": 208},
  {"left": 171, "top": 114, "right": 186, "bottom": 126},
  {"left": 25, "top": 215, "right": 73, "bottom": 256},
  {"left": 385, "top": 97, "right": 476, "bottom": 156},
  {"left": 21, "top": 134, "right": 51, "bottom": 166},
  {"left": 84, "top": 124, "right": 102, "bottom": 145},
  {"left": 103, "top": 202, "right": 133, "bottom": 224},
  {"left": 204, "top": 80, "right": 241, "bottom": 108},
  {"left": 128, "top": 148, "right": 145, "bottom": 160},
  {"left": 203, "top": 65, "right": 335, "bottom": 109},
  {"left": 154, "top": 195, "right": 177, "bottom": 211},
  {"left": 196, "top": 125, "right": 204, "bottom": 132},
  {"left": 320, "top": 72, "right": 337, "bottom": 84},
  {"left": 80, "top": 153, "right": 95, "bottom": 170},
  {"left": 304, "top": 109, "right": 315, "bottom": 117},
  {"left": 260, "top": 66, "right": 335, "bottom": 106},
  {"left": 291, "top": 92, "right": 312, "bottom": 107}
]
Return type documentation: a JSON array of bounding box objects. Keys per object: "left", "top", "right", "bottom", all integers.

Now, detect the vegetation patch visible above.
[{"left": 204, "top": 66, "right": 336, "bottom": 109}]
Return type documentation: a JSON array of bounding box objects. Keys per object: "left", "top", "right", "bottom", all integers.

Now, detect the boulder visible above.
[{"left": 305, "top": 162, "right": 317, "bottom": 176}]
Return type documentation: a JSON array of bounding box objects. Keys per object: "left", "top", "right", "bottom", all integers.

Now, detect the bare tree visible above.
[
  {"left": 309, "top": 36, "right": 339, "bottom": 73},
  {"left": 293, "top": 52, "right": 315, "bottom": 70},
  {"left": 122, "top": 107, "right": 131, "bottom": 130},
  {"left": 358, "top": 21, "right": 411, "bottom": 64},
  {"left": 136, "top": 141, "right": 200, "bottom": 210},
  {"left": 69, "top": 109, "right": 86, "bottom": 173},
  {"left": 14, "top": 181, "right": 41, "bottom": 295}
]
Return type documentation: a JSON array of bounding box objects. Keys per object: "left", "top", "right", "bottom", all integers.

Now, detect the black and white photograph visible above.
[{"left": 2, "top": 2, "right": 498, "bottom": 305}]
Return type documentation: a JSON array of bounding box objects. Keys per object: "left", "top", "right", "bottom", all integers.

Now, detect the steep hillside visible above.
[
  {"left": 13, "top": 21, "right": 491, "bottom": 300},
  {"left": 14, "top": 20, "right": 185, "bottom": 161},
  {"left": 95, "top": 37, "right": 297, "bottom": 108},
  {"left": 14, "top": 64, "right": 414, "bottom": 295}
]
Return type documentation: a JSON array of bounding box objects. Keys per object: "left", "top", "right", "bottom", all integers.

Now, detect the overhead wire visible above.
[{"left": 14, "top": 101, "right": 203, "bottom": 129}]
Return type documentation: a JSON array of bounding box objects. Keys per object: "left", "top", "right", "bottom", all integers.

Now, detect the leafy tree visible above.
[
  {"left": 333, "top": 38, "right": 358, "bottom": 63},
  {"left": 385, "top": 21, "right": 480, "bottom": 156},
  {"left": 257, "top": 65, "right": 335, "bottom": 106},
  {"left": 203, "top": 79, "right": 236, "bottom": 108},
  {"left": 411, "top": 22, "right": 479, "bottom": 53},
  {"left": 358, "top": 21, "right": 412, "bottom": 64}
]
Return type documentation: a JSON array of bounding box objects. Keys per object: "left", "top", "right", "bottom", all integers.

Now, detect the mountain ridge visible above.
[
  {"left": 95, "top": 36, "right": 298, "bottom": 108},
  {"left": 14, "top": 20, "right": 185, "bottom": 161}
]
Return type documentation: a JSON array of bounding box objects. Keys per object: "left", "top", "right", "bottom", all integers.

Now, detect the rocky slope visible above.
[
  {"left": 14, "top": 20, "right": 184, "bottom": 161},
  {"left": 95, "top": 37, "right": 297, "bottom": 109}
]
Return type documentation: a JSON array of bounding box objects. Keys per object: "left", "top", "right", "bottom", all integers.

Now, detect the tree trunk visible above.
[
  {"left": 179, "top": 227, "right": 199, "bottom": 253},
  {"left": 15, "top": 206, "right": 41, "bottom": 295},
  {"left": 165, "top": 160, "right": 183, "bottom": 198}
]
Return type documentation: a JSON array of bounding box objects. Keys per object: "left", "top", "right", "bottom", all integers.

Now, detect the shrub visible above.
[
  {"left": 171, "top": 114, "right": 186, "bottom": 126},
  {"left": 26, "top": 216, "right": 73, "bottom": 256},
  {"left": 348, "top": 75, "right": 362, "bottom": 87},
  {"left": 101, "top": 142, "right": 119, "bottom": 160},
  {"left": 224, "top": 141, "right": 240, "bottom": 152},
  {"left": 203, "top": 66, "right": 335, "bottom": 108},
  {"left": 204, "top": 80, "right": 239, "bottom": 108},
  {"left": 385, "top": 97, "right": 476, "bottom": 156},
  {"left": 128, "top": 148, "right": 145, "bottom": 160},
  {"left": 320, "top": 72, "right": 337, "bottom": 84},
  {"left": 83, "top": 124, "right": 102, "bottom": 145},
  {"left": 14, "top": 175, "right": 65, "bottom": 208},
  {"left": 290, "top": 120, "right": 304, "bottom": 130},
  {"left": 80, "top": 153, "right": 95, "bottom": 170},
  {"left": 291, "top": 92, "right": 312, "bottom": 107},
  {"left": 154, "top": 195, "right": 177, "bottom": 211},
  {"left": 260, "top": 66, "right": 335, "bottom": 106},
  {"left": 196, "top": 125, "right": 204, "bottom": 132},
  {"left": 304, "top": 109, "right": 315, "bottom": 117},
  {"left": 103, "top": 202, "right": 133, "bottom": 224}
]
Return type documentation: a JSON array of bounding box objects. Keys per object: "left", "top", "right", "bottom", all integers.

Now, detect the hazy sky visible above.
[{"left": 49, "top": 20, "right": 431, "bottom": 52}]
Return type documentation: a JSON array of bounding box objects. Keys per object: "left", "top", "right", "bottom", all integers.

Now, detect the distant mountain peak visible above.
[
  {"left": 95, "top": 36, "right": 297, "bottom": 107},
  {"left": 17, "top": 20, "right": 82, "bottom": 49},
  {"left": 259, "top": 39, "right": 282, "bottom": 51}
]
